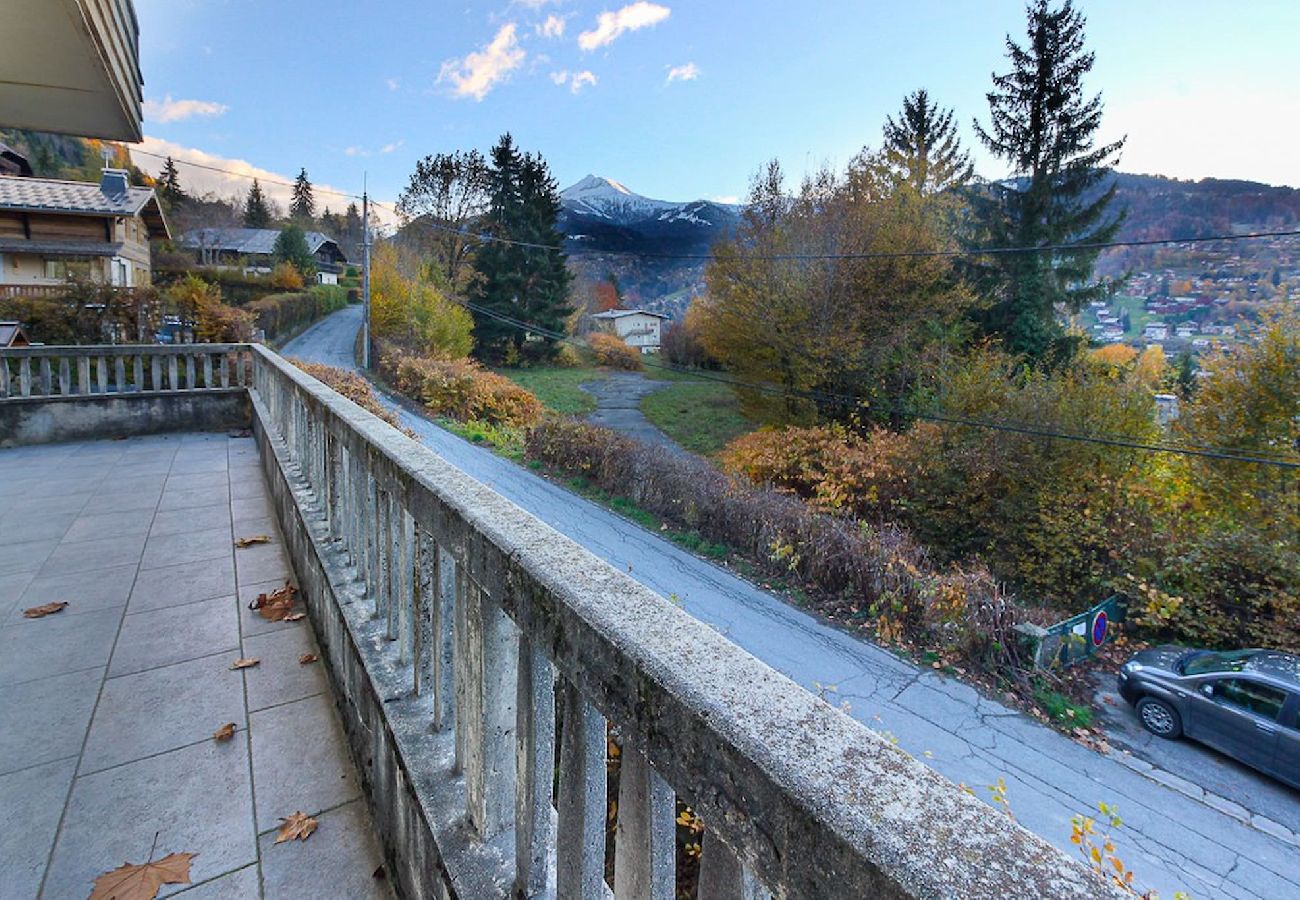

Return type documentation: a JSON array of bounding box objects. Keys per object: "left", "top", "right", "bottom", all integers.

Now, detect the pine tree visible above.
[
  {"left": 243, "top": 179, "right": 272, "bottom": 228},
  {"left": 882, "top": 89, "right": 973, "bottom": 196},
  {"left": 273, "top": 224, "right": 316, "bottom": 276},
  {"left": 157, "top": 156, "right": 187, "bottom": 208},
  {"left": 469, "top": 134, "right": 571, "bottom": 363},
  {"left": 290, "top": 168, "right": 315, "bottom": 223},
  {"left": 967, "top": 0, "right": 1126, "bottom": 361}
]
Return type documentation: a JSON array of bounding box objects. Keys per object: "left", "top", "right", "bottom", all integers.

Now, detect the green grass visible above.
[
  {"left": 640, "top": 379, "right": 754, "bottom": 456},
  {"left": 1033, "top": 683, "right": 1095, "bottom": 729},
  {"left": 494, "top": 366, "right": 607, "bottom": 415}
]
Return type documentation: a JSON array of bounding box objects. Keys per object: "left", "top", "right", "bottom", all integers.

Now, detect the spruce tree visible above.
[
  {"left": 243, "top": 178, "right": 272, "bottom": 228},
  {"left": 290, "top": 168, "right": 315, "bottom": 223},
  {"left": 882, "top": 89, "right": 973, "bottom": 196},
  {"left": 968, "top": 0, "right": 1126, "bottom": 361},
  {"left": 157, "top": 156, "right": 187, "bottom": 208},
  {"left": 469, "top": 134, "right": 571, "bottom": 363}
]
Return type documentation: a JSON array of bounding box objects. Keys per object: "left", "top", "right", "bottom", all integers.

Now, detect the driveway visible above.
[
  {"left": 283, "top": 306, "right": 1300, "bottom": 899},
  {"left": 581, "top": 370, "right": 686, "bottom": 454}
]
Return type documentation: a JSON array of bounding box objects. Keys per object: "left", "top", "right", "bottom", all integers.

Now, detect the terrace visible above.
[{"left": 0, "top": 342, "right": 1114, "bottom": 899}]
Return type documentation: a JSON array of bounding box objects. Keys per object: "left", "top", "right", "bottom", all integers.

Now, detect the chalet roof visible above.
[
  {"left": 0, "top": 237, "right": 123, "bottom": 257},
  {"left": 0, "top": 321, "right": 30, "bottom": 347},
  {"left": 178, "top": 227, "right": 346, "bottom": 261},
  {"left": 589, "top": 309, "right": 668, "bottom": 320},
  {"left": 0, "top": 171, "right": 169, "bottom": 238}
]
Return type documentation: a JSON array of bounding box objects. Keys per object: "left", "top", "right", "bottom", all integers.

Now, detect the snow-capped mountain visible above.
[
  {"left": 558, "top": 175, "right": 739, "bottom": 235},
  {"left": 559, "top": 174, "right": 678, "bottom": 221}
]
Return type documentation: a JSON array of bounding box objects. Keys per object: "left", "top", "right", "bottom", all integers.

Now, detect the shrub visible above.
[
  {"left": 290, "top": 360, "right": 405, "bottom": 432},
  {"left": 167, "top": 275, "right": 253, "bottom": 343},
  {"left": 310, "top": 283, "right": 348, "bottom": 315},
  {"left": 270, "top": 261, "right": 305, "bottom": 290},
  {"left": 378, "top": 344, "right": 542, "bottom": 428},
  {"left": 589, "top": 332, "right": 642, "bottom": 370},
  {"left": 245, "top": 292, "right": 319, "bottom": 341}
]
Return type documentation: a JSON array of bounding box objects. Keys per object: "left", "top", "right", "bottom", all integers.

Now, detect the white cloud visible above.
[
  {"left": 665, "top": 62, "right": 698, "bottom": 84},
  {"left": 437, "top": 23, "right": 526, "bottom": 101},
  {"left": 142, "top": 94, "right": 228, "bottom": 123},
  {"left": 344, "top": 140, "right": 405, "bottom": 158},
  {"left": 380, "top": 140, "right": 404, "bottom": 154},
  {"left": 578, "top": 2, "right": 670, "bottom": 51},
  {"left": 709, "top": 194, "right": 739, "bottom": 205},
  {"left": 538, "top": 15, "right": 565, "bottom": 38},
  {"left": 344, "top": 146, "right": 364, "bottom": 157},
  {"left": 386, "top": 77, "right": 400, "bottom": 91},
  {"left": 549, "top": 70, "right": 598, "bottom": 94}
]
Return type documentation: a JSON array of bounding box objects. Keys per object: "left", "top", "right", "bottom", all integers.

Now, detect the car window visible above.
[{"left": 1207, "top": 679, "right": 1287, "bottom": 720}]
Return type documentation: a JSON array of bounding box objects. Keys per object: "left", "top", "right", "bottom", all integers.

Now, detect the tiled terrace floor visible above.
[{"left": 0, "top": 434, "right": 390, "bottom": 899}]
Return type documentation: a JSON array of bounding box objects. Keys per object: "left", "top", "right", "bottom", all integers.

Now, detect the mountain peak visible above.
[{"left": 565, "top": 174, "right": 636, "bottom": 197}]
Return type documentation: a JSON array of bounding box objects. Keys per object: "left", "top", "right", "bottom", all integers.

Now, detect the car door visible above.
[
  {"left": 1272, "top": 695, "right": 1300, "bottom": 790},
  {"left": 1184, "top": 677, "right": 1284, "bottom": 772}
]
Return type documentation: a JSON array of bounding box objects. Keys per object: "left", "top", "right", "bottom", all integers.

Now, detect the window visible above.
[
  {"left": 43, "top": 256, "right": 94, "bottom": 280},
  {"left": 1208, "top": 679, "right": 1287, "bottom": 720}
]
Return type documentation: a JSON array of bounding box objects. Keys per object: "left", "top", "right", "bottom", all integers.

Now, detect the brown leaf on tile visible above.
[
  {"left": 213, "top": 722, "right": 237, "bottom": 742},
  {"left": 234, "top": 535, "right": 271, "bottom": 548},
  {"left": 230, "top": 657, "right": 261, "bottom": 670},
  {"left": 22, "top": 601, "right": 69, "bottom": 619},
  {"left": 249, "top": 582, "right": 298, "bottom": 621},
  {"left": 273, "top": 811, "right": 318, "bottom": 844},
  {"left": 89, "top": 851, "right": 195, "bottom": 900},
  {"left": 229, "top": 429, "right": 252, "bottom": 438},
  {"left": 298, "top": 653, "right": 319, "bottom": 665},
  {"left": 283, "top": 612, "right": 306, "bottom": 622}
]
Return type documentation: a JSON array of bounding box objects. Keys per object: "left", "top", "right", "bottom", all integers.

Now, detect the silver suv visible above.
[{"left": 1117, "top": 646, "right": 1300, "bottom": 790}]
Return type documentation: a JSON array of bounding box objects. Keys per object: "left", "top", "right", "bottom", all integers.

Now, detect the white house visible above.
[
  {"left": 588, "top": 309, "right": 669, "bottom": 352},
  {"left": 1143, "top": 321, "right": 1169, "bottom": 341}
]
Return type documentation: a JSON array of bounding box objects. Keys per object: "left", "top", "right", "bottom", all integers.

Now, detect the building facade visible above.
[
  {"left": 179, "top": 228, "right": 348, "bottom": 284},
  {"left": 588, "top": 309, "right": 668, "bottom": 352}
]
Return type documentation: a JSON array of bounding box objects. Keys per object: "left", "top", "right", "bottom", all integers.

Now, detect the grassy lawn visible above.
[
  {"left": 494, "top": 366, "right": 606, "bottom": 415},
  {"left": 640, "top": 379, "right": 754, "bottom": 456}
]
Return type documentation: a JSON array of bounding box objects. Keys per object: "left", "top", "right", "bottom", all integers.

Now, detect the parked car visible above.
[{"left": 1117, "top": 646, "right": 1300, "bottom": 789}]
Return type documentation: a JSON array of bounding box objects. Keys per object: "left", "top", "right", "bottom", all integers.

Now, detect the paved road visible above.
[
  {"left": 581, "top": 371, "right": 685, "bottom": 454},
  {"left": 284, "top": 306, "right": 1299, "bottom": 899}
]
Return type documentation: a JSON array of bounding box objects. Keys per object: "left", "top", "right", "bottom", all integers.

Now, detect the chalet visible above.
[
  {"left": 1175, "top": 322, "right": 1198, "bottom": 339},
  {"left": 178, "top": 227, "right": 348, "bottom": 285},
  {"left": 588, "top": 309, "right": 669, "bottom": 352},
  {"left": 0, "top": 169, "right": 169, "bottom": 291},
  {"left": 0, "top": 321, "right": 31, "bottom": 347},
  {"left": 1142, "top": 321, "right": 1169, "bottom": 341}
]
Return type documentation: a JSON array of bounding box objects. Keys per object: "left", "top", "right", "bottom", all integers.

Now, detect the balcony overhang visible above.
[{"left": 0, "top": 0, "right": 144, "bottom": 142}]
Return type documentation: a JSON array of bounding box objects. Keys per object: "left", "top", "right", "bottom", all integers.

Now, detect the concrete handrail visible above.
[
  {"left": 248, "top": 343, "right": 1116, "bottom": 899},
  {"left": 0, "top": 343, "right": 252, "bottom": 399}
]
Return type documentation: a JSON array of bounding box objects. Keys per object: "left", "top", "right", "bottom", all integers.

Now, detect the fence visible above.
[
  {"left": 247, "top": 343, "right": 1110, "bottom": 900},
  {"left": 0, "top": 343, "right": 251, "bottom": 399}
]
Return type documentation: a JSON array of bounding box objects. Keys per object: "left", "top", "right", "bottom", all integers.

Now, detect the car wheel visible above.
[{"left": 1136, "top": 696, "right": 1182, "bottom": 739}]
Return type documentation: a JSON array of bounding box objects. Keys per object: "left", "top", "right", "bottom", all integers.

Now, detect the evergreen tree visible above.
[
  {"left": 469, "top": 134, "right": 572, "bottom": 363},
  {"left": 243, "top": 179, "right": 272, "bottom": 228},
  {"left": 290, "top": 168, "right": 315, "bottom": 223},
  {"left": 273, "top": 224, "right": 316, "bottom": 276},
  {"left": 157, "top": 156, "right": 187, "bottom": 209},
  {"left": 967, "top": 0, "right": 1126, "bottom": 361},
  {"left": 882, "top": 89, "right": 973, "bottom": 196}
]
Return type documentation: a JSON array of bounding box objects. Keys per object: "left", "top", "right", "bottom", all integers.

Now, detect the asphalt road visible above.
[
  {"left": 284, "top": 306, "right": 1299, "bottom": 899},
  {"left": 580, "top": 371, "right": 685, "bottom": 454}
]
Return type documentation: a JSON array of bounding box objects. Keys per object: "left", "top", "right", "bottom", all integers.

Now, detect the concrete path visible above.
[
  {"left": 284, "top": 305, "right": 1300, "bottom": 900},
  {"left": 0, "top": 433, "right": 389, "bottom": 899},
  {"left": 581, "top": 370, "right": 685, "bottom": 454}
]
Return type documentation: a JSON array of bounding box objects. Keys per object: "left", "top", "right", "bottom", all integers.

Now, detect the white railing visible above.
[{"left": 0, "top": 343, "right": 252, "bottom": 400}]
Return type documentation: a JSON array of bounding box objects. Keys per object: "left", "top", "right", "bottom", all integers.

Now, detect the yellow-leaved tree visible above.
[{"left": 369, "top": 243, "right": 474, "bottom": 359}]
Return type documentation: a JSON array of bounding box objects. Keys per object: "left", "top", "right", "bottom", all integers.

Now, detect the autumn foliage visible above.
[
  {"left": 379, "top": 343, "right": 542, "bottom": 428},
  {"left": 290, "top": 360, "right": 405, "bottom": 432},
  {"left": 588, "top": 332, "right": 643, "bottom": 370}
]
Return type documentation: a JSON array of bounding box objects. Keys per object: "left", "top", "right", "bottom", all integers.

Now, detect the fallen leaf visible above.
[
  {"left": 249, "top": 582, "right": 298, "bottom": 622},
  {"left": 213, "top": 723, "right": 236, "bottom": 742},
  {"left": 229, "top": 429, "right": 252, "bottom": 438},
  {"left": 23, "top": 601, "right": 68, "bottom": 619},
  {"left": 89, "top": 852, "right": 195, "bottom": 900},
  {"left": 274, "top": 811, "right": 318, "bottom": 844},
  {"left": 298, "top": 653, "right": 318, "bottom": 665},
  {"left": 230, "top": 657, "right": 261, "bottom": 670},
  {"left": 283, "top": 612, "right": 306, "bottom": 622},
  {"left": 234, "top": 535, "right": 271, "bottom": 548}
]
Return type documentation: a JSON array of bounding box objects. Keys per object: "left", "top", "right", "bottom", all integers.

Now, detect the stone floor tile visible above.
[
  {"left": 0, "top": 757, "right": 77, "bottom": 900},
  {"left": 140, "top": 526, "right": 233, "bottom": 570},
  {"left": 0, "top": 492, "right": 92, "bottom": 517},
  {"left": 12, "top": 563, "right": 138, "bottom": 622},
  {"left": 151, "top": 503, "right": 233, "bottom": 538},
  {"left": 116, "top": 458, "right": 178, "bottom": 478},
  {"left": 231, "top": 516, "right": 277, "bottom": 542},
  {"left": 238, "top": 578, "right": 302, "bottom": 638},
  {"left": 0, "top": 607, "right": 122, "bottom": 686},
  {"left": 62, "top": 509, "right": 156, "bottom": 544},
  {"left": 171, "top": 863, "right": 261, "bottom": 898},
  {"left": 242, "top": 625, "right": 327, "bottom": 712},
  {"left": 259, "top": 799, "right": 390, "bottom": 900},
  {"left": 235, "top": 541, "right": 291, "bottom": 586},
  {"left": 0, "top": 570, "right": 35, "bottom": 619},
  {"left": 230, "top": 476, "right": 267, "bottom": 500},
  {"left": 0, "top": 665, "right": 103, "bottom": 775},
  {"left": 0, "top": 511, "right": 78, "bottom": 547},
  {"left": 91, "top": 474, "right": 168, "bottom": 498},
  {"left": 79, "top": 487, "right": 162, "bottom": 515},
  {"left": 169, "top": 455, "right": 230, "bottom": 475},
  {"left": 250, "top": 693, "right": 360, "bottom": 825},
  {"left": 231, "top": 495, "right": 275, "bottom": 522},
  {"left": 40, "top": 532, "right": 148, "bottom": 577},
  {"left": 158, "top": 487, "right": 231, "bottom": 512},
  {"left": 109, "top": 595, "right": 240, "bottom": 677},
  {"left": 165, "top": 471, "right": 230, "bottom": 494},
  {"left": 43, "top": 738, "right": 256, "bottom": 900},
  {"left": 130, "top": 557, "right": 236, "bottom": 612},
  {"left": 82, "top": 652, "right": 246, "bottom": 773},
  {"left": 0, "top": 538, "right": 60, "bottom": 576},
  {"left": 3, "top": 471, "right": 105, "bottom": 497}
]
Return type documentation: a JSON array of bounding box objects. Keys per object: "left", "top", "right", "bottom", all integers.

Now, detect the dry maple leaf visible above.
[
  {"left": 89, "top": 852, "right": 194, "bottom": 900},
  {"left": 283, "top": 612, "right": 306, "bottom": 622},
  {"left": 249, "top": 582, "right": 298, "bottom": 622},
  {"left": 298, "top": 653, "right": 319, "bottom": 665},
  {"left": 229, "top": 657, "right": 261, "bottom": 670},
  {"left": 234, "top": 535, "right": 271, "bottom": 548},
  {"left": 213, "top": 722, "right": 236, "bottom": 742},
  {"left": 274, "top": 811, "right": 318, "bottom": 844},
  {"left": 23, "top": 601, "right": 68, "bottom": 619}
]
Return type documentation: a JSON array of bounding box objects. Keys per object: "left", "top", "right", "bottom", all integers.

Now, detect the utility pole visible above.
[{"left": 362, "top": 175, "right": 371, "bottom": 370}]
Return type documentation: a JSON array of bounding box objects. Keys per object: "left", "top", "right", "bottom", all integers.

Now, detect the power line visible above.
[
  {"left": 456, "top": 299, "right": 1300, "bottom": 469},
  {"left": 128, "top": 147, "right": 364, "bottom": 202}
]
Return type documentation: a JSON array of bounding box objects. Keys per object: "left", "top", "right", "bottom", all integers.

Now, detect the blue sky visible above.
[{"left": 132, "top": 0, "right": 1300, "bottom": 210}]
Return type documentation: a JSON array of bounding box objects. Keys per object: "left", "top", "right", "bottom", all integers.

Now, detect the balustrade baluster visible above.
[
  {"left": 202, "top": 354, "right": 213, "bottom": 389},
  {"left": 434, "top": 546, "right": 456, "bottom": 731},
  {"left": 133, "top": 356, "right": 143, "bottom": 392},
  {"left": 114, "top": 357, "right": 126, "bottom": 393},
  {"left": 395, "top": 507, "right": 413, "bottom": 661},
  {"left": 167, "top": 355, "right": 178, "bottom": 390},
  {"left": 557, "top": 682, "right": 608, "bottom": 899},
  {"left": 219, "top": 353, "right": 230, "bottom": 388},
  {"left": 412, "top": 528, "right": 435, "bottom": 696},
  {"left": 0, "top": 357, "right": 10, "bottom": 398},
  {"left": 236, "top": 351, "right": 247, "bottom": 386},
  {"left": 96, "top": 356, "right": 107, "bottom": 393},
  {"left": 453, "top": 561, "right": 468, "bottom": 771},
  {"left": 697, "top": 835, "right": 771, "bottom": 900},
  {"left": 150, "top": 356, "right": 160, "bottom": 392},
  {"left": 59, "top": 358, "right": 70, "bottom": 395},
  {"left": 78, "top": 356, "right": 91, "bottom": 394},
  {"left": 19, "top": 358, "right": 31, "bottom": 397},
  {"left": 461, "top": 581, "right": 519, "bottom": 840},
  {"left": 39, "top": 358, "right": 51, "bottom": 396},
  {"left": 614, "top": 747, "right": 676, "bottom": 900},
  {"left": 515, "top": 638, "right": 556, "bottom": 896},
  {"left": 185, "top": 354, "right": 196, "bottom": 389}
]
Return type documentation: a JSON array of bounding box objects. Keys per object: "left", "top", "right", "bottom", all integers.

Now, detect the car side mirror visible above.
[{"left": 1200, "top": 684, "right": 1215, "bottom": 698}]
